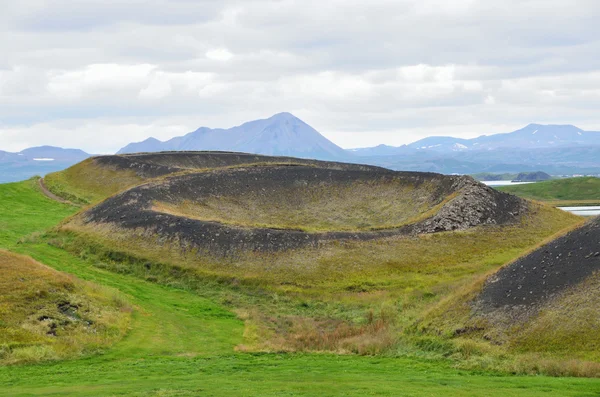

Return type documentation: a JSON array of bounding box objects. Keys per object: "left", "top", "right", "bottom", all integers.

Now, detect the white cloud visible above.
[
  {"left": 46, "top": 64, "right": 157, "bottom": 99},
  {"left": 2, "top": 0, "right": 600, "bottom": 152},
  {"left": 205, "top": 48, "right": 234, "bottom": 61},
  {"left": 0, "top": 119, "right": 193, "bottom": 153},
  {"left": 484, "top": 95, "right": 496, "bottom": 105}
]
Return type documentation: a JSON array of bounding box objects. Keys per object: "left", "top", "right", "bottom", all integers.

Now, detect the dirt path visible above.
[{"left": 38, "top": 178, "right": 78, "bottom": 206}]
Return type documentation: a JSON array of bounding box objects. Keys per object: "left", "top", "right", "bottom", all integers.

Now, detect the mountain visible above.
[
  {"left": 347, "top": 123, "right": 600, "bottom": 175},
  {"left": 118, "top": 112, "right": 349, "bottom": 160},
  {"left": 404, "top": 124, "right": 600, "bottom": 153},
  {"left": 19, "top": 146, "right": 89, "bottom": 161},
  {"left": 348, "top": 144, "right": 414, "bottom": 157},
  {"left": 118, "top": 118, "right": 600, "bottom": 176},
  {"left": 355, "top": 145, "right": 600, "bottom": 175},
  {"left": 355, "top": 124, "right": 600, "bottom": 155},
  {"left": 407, "top": 136, "right": 472, "bottom": 152},
  {"left": 119, "top": 137, "right": 165, "bottom": 153},
  {"left": 3, "top": 120, "right": 600, "bottom": 184},
  {"left": 0, "top": 146, "right": 90, "bottom": 183}
]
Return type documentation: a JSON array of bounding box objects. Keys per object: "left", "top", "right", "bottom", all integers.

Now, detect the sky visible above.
[{"left": 2, "top": 0, "right": 600, "bottom": 153}]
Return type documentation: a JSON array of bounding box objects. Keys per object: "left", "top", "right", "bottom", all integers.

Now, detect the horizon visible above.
[
  {"left": 2, "top": 1, "right": 600, "bottom": 153},
  {"left": 3, "top": 113, "right": 598, "bottom": 154}
]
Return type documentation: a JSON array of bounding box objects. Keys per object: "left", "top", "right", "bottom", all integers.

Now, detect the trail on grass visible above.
[{"left": 38, "top": 177, "right": 77, "bottom": 205}]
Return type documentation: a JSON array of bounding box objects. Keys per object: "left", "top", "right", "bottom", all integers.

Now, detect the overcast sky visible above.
[{"left": 2, "top": 0, "right": 600, "bottom": 153}]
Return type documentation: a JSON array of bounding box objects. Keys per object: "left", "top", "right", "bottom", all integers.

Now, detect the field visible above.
[
  {"left": 498, "top": 177, "right": 600, "bottom": 206},
  {"left": 1, "top": 178, "right": 599, "bottom": 395}
]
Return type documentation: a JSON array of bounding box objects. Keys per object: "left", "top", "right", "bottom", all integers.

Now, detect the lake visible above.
[
  {"left": 558, "top": 206, "right": 600, "bottom": 217},
  {"left": 482, "top": 181, "right": 535, "bottom": 187}
]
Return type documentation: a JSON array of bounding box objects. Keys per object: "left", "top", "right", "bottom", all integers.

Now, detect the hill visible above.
[
  {"left": 43, "top": 151, "right": 383, "bottom": 204},
  {"left": 59, "top": 152, "right": 529, "bottom": 254},
  {"left": 0, "top": 146, "right": 90, "bottom": 184},
  {"left": 118, "top": 112, "right": 349, "bottom": 160},
  {"left": 512, "top": 171, "right": 552, "bottom": 182},
  {"left": 0, "top": 249, "right": 130, "bottom": 365},
  {"left": 54, "top": 153, "right": 583, "bottom": 363},
  {"left": 421, "top": 216, "right": 600, "bottom": 373},
  {"left": 498, "top": 177, "right": 600, "bottom": 206}
]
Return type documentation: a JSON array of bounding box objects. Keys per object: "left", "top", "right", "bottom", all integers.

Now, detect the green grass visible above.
[
  {"left": 1, "top": 179, "right": 600, "bottom": 395},
  {"left": 0, "top": 250, "right": 130, "bottom": 365},
  {"left": 0, "top": 178, "right": 77, "bottom": 247},
  {"left": 44, "top": 159, "right": 144, "bottom": 205},
  {"left": 498, "top": 177, "right": 600, "bottom": 206},
  {"left": 2, "top": 354, "right": 600, "bottom": 397},
  {"left": 511, "top": 273, "right": 600, "bottom": 360}
]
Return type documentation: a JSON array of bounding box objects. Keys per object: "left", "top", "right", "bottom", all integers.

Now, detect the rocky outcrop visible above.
[{"left": 414, "top": 177, "right": 528, "bottom": 233}]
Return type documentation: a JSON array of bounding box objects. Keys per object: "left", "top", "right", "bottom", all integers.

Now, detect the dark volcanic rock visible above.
[
  {"left": 413, "top": 178, "right": 527, "bottom": 233},
  {"left": 93, "top": 151, "right": 385, "bottom": 180},
  {"left": 478, "top": 216, "right": 600, "bottom": 314},
  {"left": 80, "top": 159, "right": 528, "bottom": 255},
  {"left": 94, "top": 156, "right": 181, "bottom": 179}
]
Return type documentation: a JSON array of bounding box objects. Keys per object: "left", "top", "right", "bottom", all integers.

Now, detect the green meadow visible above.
[
  {"left": 498, "top": 177, "right": 600, "bottom": 206},
  {"left": 0, "top": 179, "right": 599, "bottom": 396}
]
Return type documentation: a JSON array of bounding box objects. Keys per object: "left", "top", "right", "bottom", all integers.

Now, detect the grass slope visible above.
[
  {"left": 1, "top": 180, "right": 599, "bottom": 395},
  {"left": 0, "top": 250, "right": 130, "bottom": 365},
  {"left": 44, "top": 159, "right": 144, "bottom": 205},
  {"left": 498, "top": 177, "right": 600, "bottom": 206},
  {"left": 0, "top": 178, "right": 77, "bottom": 247}
]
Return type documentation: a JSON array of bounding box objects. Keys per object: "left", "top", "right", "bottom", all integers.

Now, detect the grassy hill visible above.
[
  {"left": 1, "top": 163, "right": 600, "bottom": 394},
  {"left": 498, "top": 177, "right": 600, "bottom": 206},
  {"left": 420, "top": 216, "right": 600, "bottom": 376},
  {"left": 44, "top": 152, "right": 384, "bottom": 205},
  {"left": 0, "top": 250, "right": 130, "bottom": 365}
]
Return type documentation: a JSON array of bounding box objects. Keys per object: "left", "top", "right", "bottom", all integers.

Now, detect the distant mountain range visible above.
[
  {"left": 350, "top": 124, "right": 600, "bottom": 175},
  {"left": 0, "top": 146, "right": 90, "bottom": 183},
  {"left": 118, "top": 114, "right": 600, "bottom": 175},
  {"left": 351, "top": 124, "right": 600, "bottom": 156},
  {"left": 118, "top": 112, "right": 348, "bottom": 160},
  {"left": 2, "top": 114, "right": 600, "bottom": 183}
]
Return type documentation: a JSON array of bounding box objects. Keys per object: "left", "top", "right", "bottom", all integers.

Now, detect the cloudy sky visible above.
[{"left": 2, "top": 0, "right": 600, "bottom": 153}]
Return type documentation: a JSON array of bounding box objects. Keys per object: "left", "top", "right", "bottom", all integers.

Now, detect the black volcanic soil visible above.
[
  {"left": 79, "top": 161, "right": 528, "bottom": 255},
  {"left": 93, "top": 151, "right": 386, "bottom": 179},
  {"left": 477, "top": 216, "right": 600, "bottom": 315}
]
